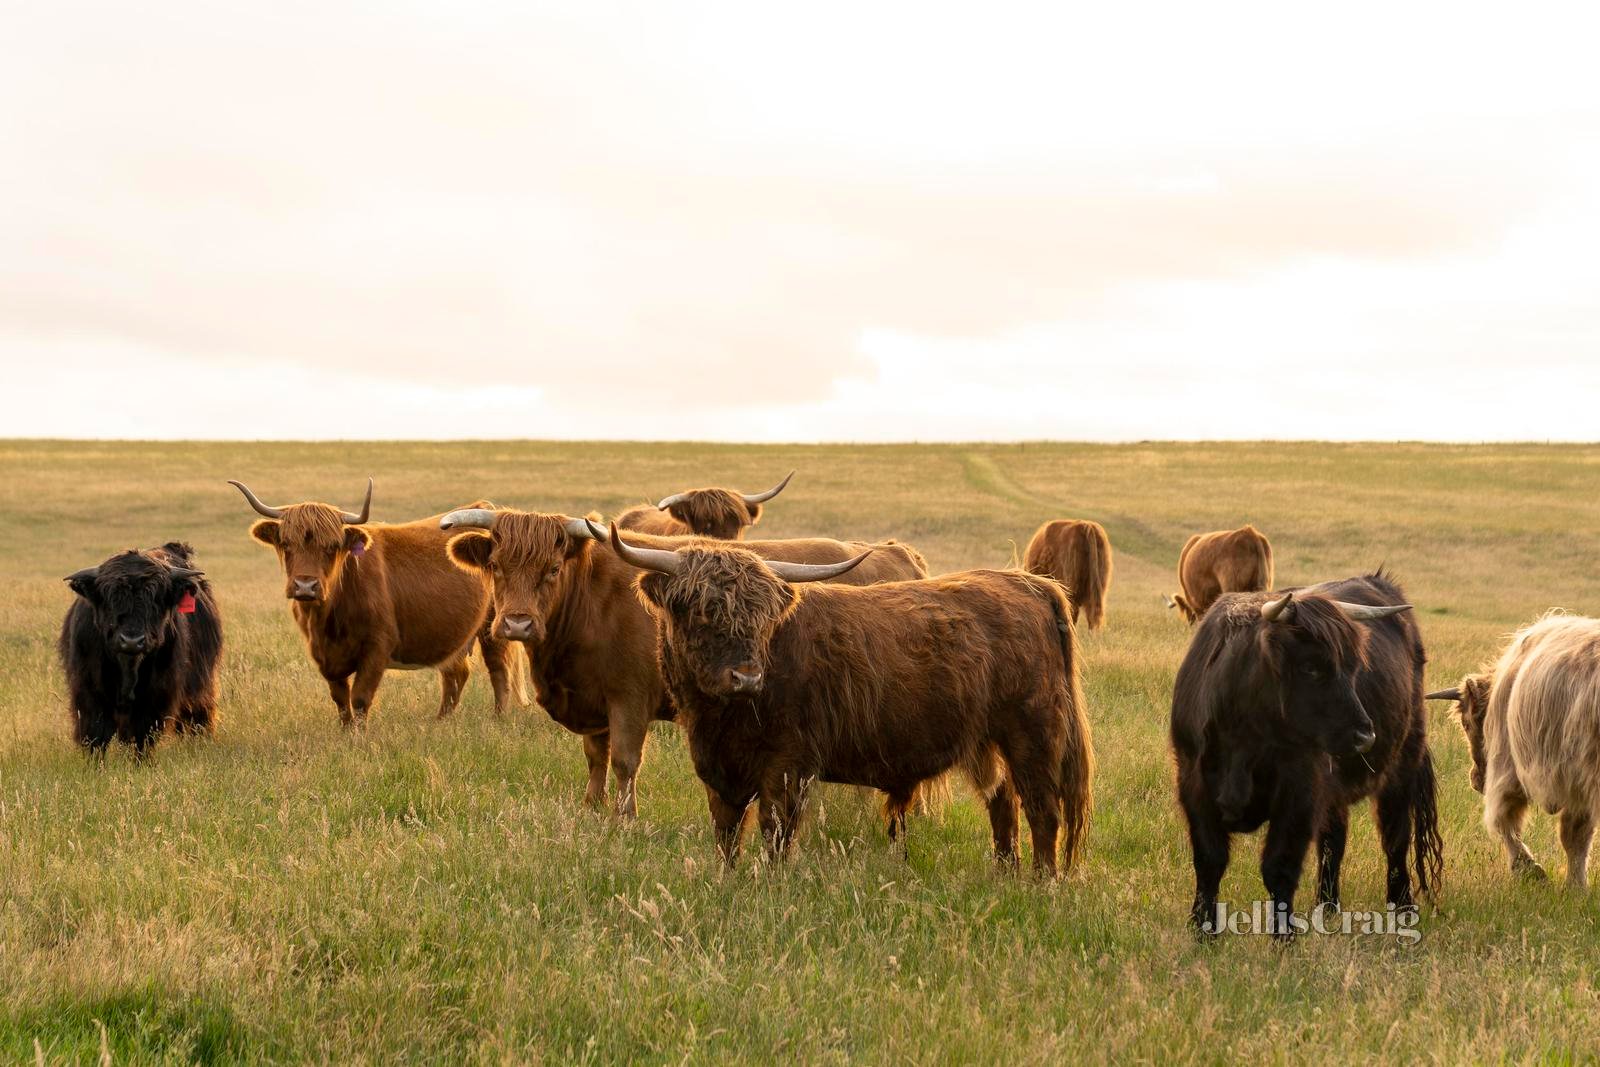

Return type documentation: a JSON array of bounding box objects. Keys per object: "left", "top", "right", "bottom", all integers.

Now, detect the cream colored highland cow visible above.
[{"left": 1430, "top": 613, "right": 1600, "bottom": 888}]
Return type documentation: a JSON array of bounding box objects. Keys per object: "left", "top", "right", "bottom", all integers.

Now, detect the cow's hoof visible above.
[{"left": 1515, "top": 860, "right": 1549, "bottom": 882}]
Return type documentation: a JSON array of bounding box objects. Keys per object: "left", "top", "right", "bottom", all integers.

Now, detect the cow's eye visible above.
[
  {"left": 548, "top": 565, "right": 560, "bottom": 579},
  {"left": 1304, "top": 666, "right": 1324, "bottom": 681}
]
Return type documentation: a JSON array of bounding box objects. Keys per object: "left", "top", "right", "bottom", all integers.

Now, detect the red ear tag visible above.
[
  {"left": 178, "top": 591, "right": 197, "bottom": 615},
  {"left": 350, "top": 540, "right": 366, "bottom": 557}
]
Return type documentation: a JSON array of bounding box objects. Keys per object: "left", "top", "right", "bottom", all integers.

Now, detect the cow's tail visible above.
[
  {"left": 1253, "top": 527, "right": 1275, "bottom": 590},
  {"left": 1040, "top": 577, "right": 1094, "bottom": 872},
  {"left": 1412, "top": 746, "right": 1445, "bottom": 901},
  {"left": 1077, "top": 525, "right": 1110, "bottom": 631}
]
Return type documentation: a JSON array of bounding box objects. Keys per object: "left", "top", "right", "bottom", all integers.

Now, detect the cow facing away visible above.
[
  {"left": 1024, "top": 519, "right": 1113, "bottom": 630},
  {"left": 598, "top": 527, "right": 1095, "bottom": 874},
  {"left": 1429, "top": 613, "right": 1600, "bottom": 888},
  {"left": 59, "top": 542, "right": 222, "bottom": 753},
  {"left": 1171, "top": 573, "right": 1442, "bottom": 937},
  {"left": 437, "top": 507, "right": 930, "bottom": 815},
  {"left": 1167, "top": 525, "right": 1274, "bottom": 624},
  {"left": 232, "top": 479, "right": 521, "bottom": 725},
  {"left": 615, "top": 471, "right": 794, "bottom": 540}
]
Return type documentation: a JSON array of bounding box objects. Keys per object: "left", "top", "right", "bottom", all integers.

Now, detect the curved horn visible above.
[
  {"left": 340, "top": 478, "right": 373, "bottom": 525},
  {"left": 440, "top": 508, "right": 497, "bottom": 531},
  {"left": 166, "top": 566, "right": 204, "bottom": 582},
  {"left": 64, "top": 566, "right": 98, "bottom": 586},
  {"left": 1333, "top": 601, "right": 1412, "bottom": 622},
  {"left": 1426, "top": 687, "right": 1462, "bottom": 702},
  {"left": 766, "top": 550, "right": 872, "bottom": 584},
  {"left": 228, "top": 479, "right": 286, "bottom": 519},
  {"left": 654, "top": 490, "right": 690, "bottom": 511},
  {"left": 607, "top": 525, "right": 683, "bottom": 575},
  {"left": 1260, "top": 592, "right": 1293, "bottom": 622},
  {"left": 740, "top": 470, "right": 795, "bottom": 505},
  {"left": 566, "top": 517, "right": 608, "bottom": 541}
]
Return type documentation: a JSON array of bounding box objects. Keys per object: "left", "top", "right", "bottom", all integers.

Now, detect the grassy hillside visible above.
[{"left": 2, "top": 440, "right": 1598, "bottom": 1063}]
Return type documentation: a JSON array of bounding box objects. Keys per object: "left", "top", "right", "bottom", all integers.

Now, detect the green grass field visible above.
[{"left": 4, "top": 440, "right": 1599, "bottom": 1064}]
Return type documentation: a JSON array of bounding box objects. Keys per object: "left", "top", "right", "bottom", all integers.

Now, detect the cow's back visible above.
[
  {"left": 616, "top": 507, "right": 687, "bottom": 537},
  {"left": 373, "top": 521, "right": 492, "bottom": 663},
  {"left": 1497, "top": 616, "right": 1600, "bottom": 811}
]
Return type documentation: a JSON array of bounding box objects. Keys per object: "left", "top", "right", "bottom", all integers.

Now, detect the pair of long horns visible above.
[
  {"left": 1426, "top": 687, "right": 1462, "bottom": 701},
  {"left": 64, "top": 562, "right": 203, "bottom": 587},
  {"left": 583, "top": 519, "right": 869, "bottom": 583},
  {"left": 229, "top": 479, "right": 372, "bottom": 524},
  {"left": 1260, "top": 592, "right": 1414, "bottom": 623},
  {"left": 656, "top": 471, "right": 795, "bottom": 511},
  {"left": 439, "top": 509, "right": 605, "bottom": 542}
]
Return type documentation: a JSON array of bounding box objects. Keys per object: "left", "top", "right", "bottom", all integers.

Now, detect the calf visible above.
[
  {"left": 1430, "top": 613, "right": 1600, "bottom": 888},
  {"left": 1171, "top": 573, "right": 1442, "bottom": 936},
  {"left": 598, "top": 527, "right": 1095, "bottom": 873},
  {"left": 59, "top": 542, "right": 222, "bottom": 753}
]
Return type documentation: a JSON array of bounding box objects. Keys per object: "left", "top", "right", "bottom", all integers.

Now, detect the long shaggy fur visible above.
[{"left": 1024, "top": 519, "right": 1113, "bottom": 631}]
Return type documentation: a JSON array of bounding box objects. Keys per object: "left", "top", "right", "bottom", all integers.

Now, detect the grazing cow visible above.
[
  {"left": 597, "top": 527, "right": 1095, "bottom": 873},
  {"left": 437, "top": 508, "right": 930, "bottom": 815},
  {"left": 231, "top": 479, "right": 520, "bottom": 725},
  {"left": 1171, "top": 572, "right": 1442, "bottom": 937},
  {"left": 615, "top": 471, "right": 794, "bottom": 540},
  {"left": 1167, "top": 525, "right": 1274, "bottom": 624},
  {"left": 1429, "top": 613, "right": 1600, "bottom": 888},
  {"left": 1024, "top": 519, "right": 1113, "bottom": 630},
  {"left": 59, "top": 542, "right": 222, "bottom": 753}
]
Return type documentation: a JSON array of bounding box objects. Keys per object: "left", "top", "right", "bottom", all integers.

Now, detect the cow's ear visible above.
[
  {"left": 447, "top": 532, "right": 493, "bottom": 571},
  {"left": 64, "top": 568, "right": 99, "bottom": 602},
  {"left": 250, "top": 520, "right": 282, "bottom": 547},
  {"left": 344, "top": 527, "right": 372, "bottom": 555},
  {"left": 744, "top": 502, "right": 763, "bottom": 527},
  {"left": 636, "top": 571, "right": 670, "bottom": 609}
]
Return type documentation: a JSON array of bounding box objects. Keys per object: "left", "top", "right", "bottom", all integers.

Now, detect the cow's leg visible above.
[
  {"left": 1375, "top": 777, "right": 1417, "bottom": 908},
  {"left": 606, "top": 708, "right": 648, "bottom": 817},
  {"left": 1180, "top": 785, "right": 1230, "bottom": 935},
  {"left": 1486, "top": 781, "right": 1546, "bottom": 880},
  {"left": 1315, "top": 803, "right": 1349, "bottom": 909},
  {"left": 884, "top": 787, "right": 915, "bottom": 856},
  {"left": 1559, "top": 809, "right": 1593, "bottom": 890},
  {"left": 1010, "top": 759, "right": 1062, "bottom": 878},
  {"left": 706, "top": 786, "right": 750, "bottom": 866},
  {"left": 478, "top": 633, "right": 515, "bottom": 717},
  {"left": 1260, "top": 795, "right": 1316, "bottom": 940},
  {"left": 581, "top": 732, "right": 610, "bottom": 809},
  {"left": 348, "top": 654, "right": 388, "bottom": 725},
  {"left": 325, "top": 674, "right": 354, "bottom": 725},
  {"left": 986, "top": 777, "right": 1021, "bottom": 870},
  {"left": 758, "top": 772, "right": 811, "bottom": 860},
  {"left": 435, "top": 655, "right": 471, "bottom": 719}
]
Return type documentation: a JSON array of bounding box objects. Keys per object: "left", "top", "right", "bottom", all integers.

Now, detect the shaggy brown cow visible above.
[
  {"left": 599, "top": 528, "right": 1095, "bottom": 874},
  {"left": 1429, "top": 613, "right": 1600, "bottom": 888},
  {"left": 437, "top": 507, "right": 930, "bottom": 815},
  {"left": 1172, "top": 573, "right": 1442, "bottom": 938},
  {"left": 232, "top": 479, "right": 520, "bottom": 725},
  {"left": 615, "top": 471, "right": 794, "bottom": 540},
  {"left": 1167, "top": 525, "right": 1274, "bottom": 624},
  {"left": 1024, "top": 519, "right": 1113, "bottom": 630},
  {"left": 59, "top": 542, "right": 222, "bottom": 753}
]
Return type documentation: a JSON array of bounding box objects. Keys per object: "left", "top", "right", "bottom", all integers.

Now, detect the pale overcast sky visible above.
[{"left": 4, "top": 2, "right": 1598, "bottom": 440}]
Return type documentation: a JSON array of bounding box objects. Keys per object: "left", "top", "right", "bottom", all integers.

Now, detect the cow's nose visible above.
[
  {"left": 501, "top": 614, "right": 534, "bottom": 640},
  {"left": 1352, "top": 729, "right": 1377, "bottom": 754},
  {"left": 290, "top": 578, "right": 321, "bottom": 601},
  {"left": 114, "top": 631, "right": 146, "bottom": 653},
  {"left": 728, "top": 668, "right": 763, "bottom": 693}
]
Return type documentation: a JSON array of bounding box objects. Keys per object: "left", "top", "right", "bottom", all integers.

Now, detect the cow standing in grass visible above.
[
  {"left": 598, "top": 527, "right": 1094, "bottom": 872},
  {"left": 1171, "top": 572, "right": 1442, "bottom": 936},
  {"left": 438, "top": 508, "right": 929, "bottom": 815},
  {"left": 1167, "top": 525, "right": 1274, "bottom": 624},
  {"left": 616, "top": 472, "right": 794, "bottom": 540},
  {"left": 1024, "top": 519, "right": 1112, "bottom": 630},
  {"left": 59, "top": 542, "right": 222, "bottom": 753},
  {"left": 1430, "top": 613, "right": 1600, "bottom": 888},
  {"left": 232, "top": 479, "right": 521, "bottom": 725}
]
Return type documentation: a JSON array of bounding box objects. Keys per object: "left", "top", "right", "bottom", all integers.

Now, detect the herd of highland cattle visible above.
[{"left": 54, "top": 472, "right": 1600, "bottom": 936}]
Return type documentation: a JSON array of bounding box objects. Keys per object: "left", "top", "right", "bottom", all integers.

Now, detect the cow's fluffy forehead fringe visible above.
[
  {"left": 669, "top": 490, "right": 750, "bottom": 535},
  {"left": 489, "top": 512, "right": 568, "bottom": 563},
  {"left": 658, "top": 548, "right": 791, "bottom": 638},
  {"left": 274, "top": 503, "right": 354, "bottom": 546},
  {"left": 1282, "top": 595, "right": 1369, "bottom": 669}
]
